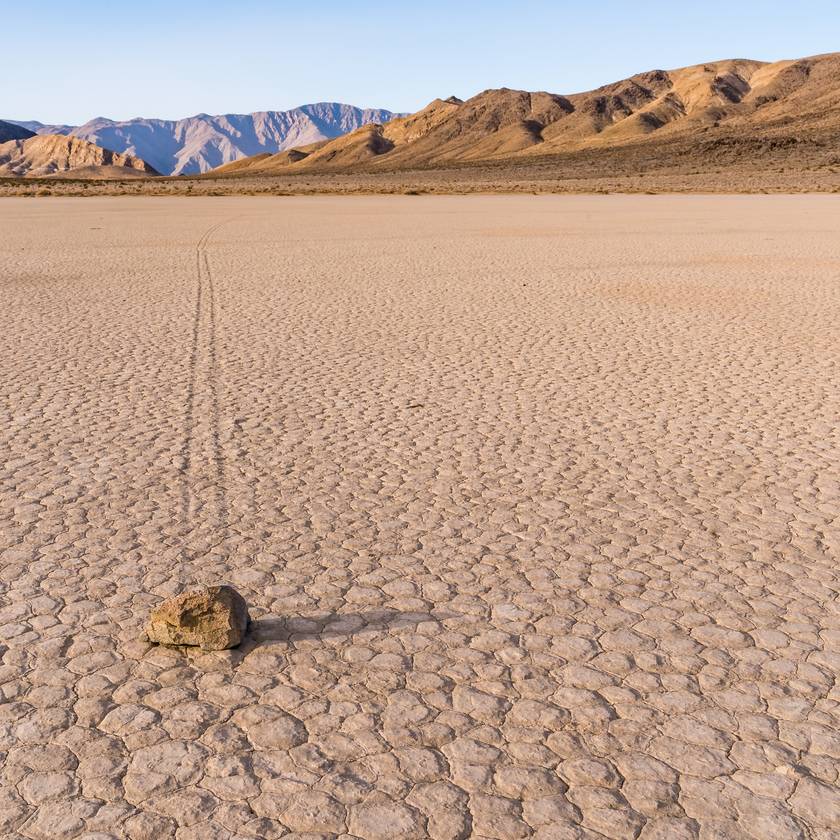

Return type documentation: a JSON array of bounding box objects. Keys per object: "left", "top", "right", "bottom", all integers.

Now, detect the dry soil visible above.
[{"left": 1, "top": 196, "right": 839, "bottom": 840}]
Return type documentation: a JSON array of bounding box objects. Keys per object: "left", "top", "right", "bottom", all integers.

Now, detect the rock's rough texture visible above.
[{"left": 145, "top": 586, "right": 249, "bottom": 650}]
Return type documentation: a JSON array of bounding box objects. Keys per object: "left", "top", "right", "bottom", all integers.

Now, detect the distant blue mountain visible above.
[
  {"left": 0, "top": 120, "right": 35, "bottom": 143},
  {"left": 7, "top": 104, "right": 404, "bottom": 175}
]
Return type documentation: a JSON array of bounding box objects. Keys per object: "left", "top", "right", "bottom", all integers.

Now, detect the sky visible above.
[{"left": 7, "top": 1, "right": 839, "bottom": 124}]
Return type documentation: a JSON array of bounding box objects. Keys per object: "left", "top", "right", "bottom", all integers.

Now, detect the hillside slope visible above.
[
  {"left": 217, "top": 53, "right": 839, "bottom": 175},
  {"left": 0, "top": 135, "right": 159, "bottom": 177}
]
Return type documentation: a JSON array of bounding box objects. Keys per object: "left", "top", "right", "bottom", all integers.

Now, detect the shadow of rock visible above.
[{"left": 249, "top": 607, "right": 459, "bottom": 644}]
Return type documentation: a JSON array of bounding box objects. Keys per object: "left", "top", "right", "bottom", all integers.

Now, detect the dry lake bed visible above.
[{"left": 1, "top": 195, "right": 839, "bottom": 840}]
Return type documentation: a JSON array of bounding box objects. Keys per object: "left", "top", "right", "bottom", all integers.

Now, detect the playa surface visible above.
[{"left": 1, "top": 195, "right": 838, "bottom": 840}]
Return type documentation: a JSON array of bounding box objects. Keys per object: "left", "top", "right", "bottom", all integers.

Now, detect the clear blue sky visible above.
[{"left": 8, "top": 1, "right": 839, "bottom": 124}]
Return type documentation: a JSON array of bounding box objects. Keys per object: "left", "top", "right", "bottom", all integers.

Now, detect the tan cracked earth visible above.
[{"left": 1, "top": 195, "right": 839, "bottom": 840}]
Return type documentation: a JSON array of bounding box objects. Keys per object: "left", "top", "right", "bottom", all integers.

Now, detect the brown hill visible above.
[
  {"left": 0, "top": 134, "right": 159, "bottom": 177},
  {"left": 212, "top": 141, "right": 328, "bottom": 175},
  {"left": 212, "top": 52, "right": 840, "bottom": 175}
]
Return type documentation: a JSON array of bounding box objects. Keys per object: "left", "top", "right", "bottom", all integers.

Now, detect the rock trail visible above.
[{"left": 181, "top": 219, "right": 233, "bottom": 579}]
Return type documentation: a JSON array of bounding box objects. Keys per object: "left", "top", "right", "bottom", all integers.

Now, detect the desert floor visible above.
[{"left": 1, "top": 195, "right": 838, "bottom": 840}]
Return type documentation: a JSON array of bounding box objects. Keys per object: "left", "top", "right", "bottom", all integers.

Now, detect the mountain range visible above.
[
  {"left": 4, "top": 52, "right": 839, "bottom": 184},
  {"left": 215, "top": 52, "right": 840, "bottom": 175},
  {"left": 7, "top": 104, "right": 403, "bottom": 175}
]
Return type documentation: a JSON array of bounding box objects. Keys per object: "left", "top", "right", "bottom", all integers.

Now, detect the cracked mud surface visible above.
[{"left": 1, "top": 195, "right": 839, "bottom": 839}]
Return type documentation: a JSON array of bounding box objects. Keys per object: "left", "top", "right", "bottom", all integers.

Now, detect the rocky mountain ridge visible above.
[{"left": 7, "top": 103, "right": 403, "bottom": 175}]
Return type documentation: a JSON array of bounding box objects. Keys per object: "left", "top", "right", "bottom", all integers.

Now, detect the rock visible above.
[{"left": 145, "top": 586, "right": 249, "bottom": 650}]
